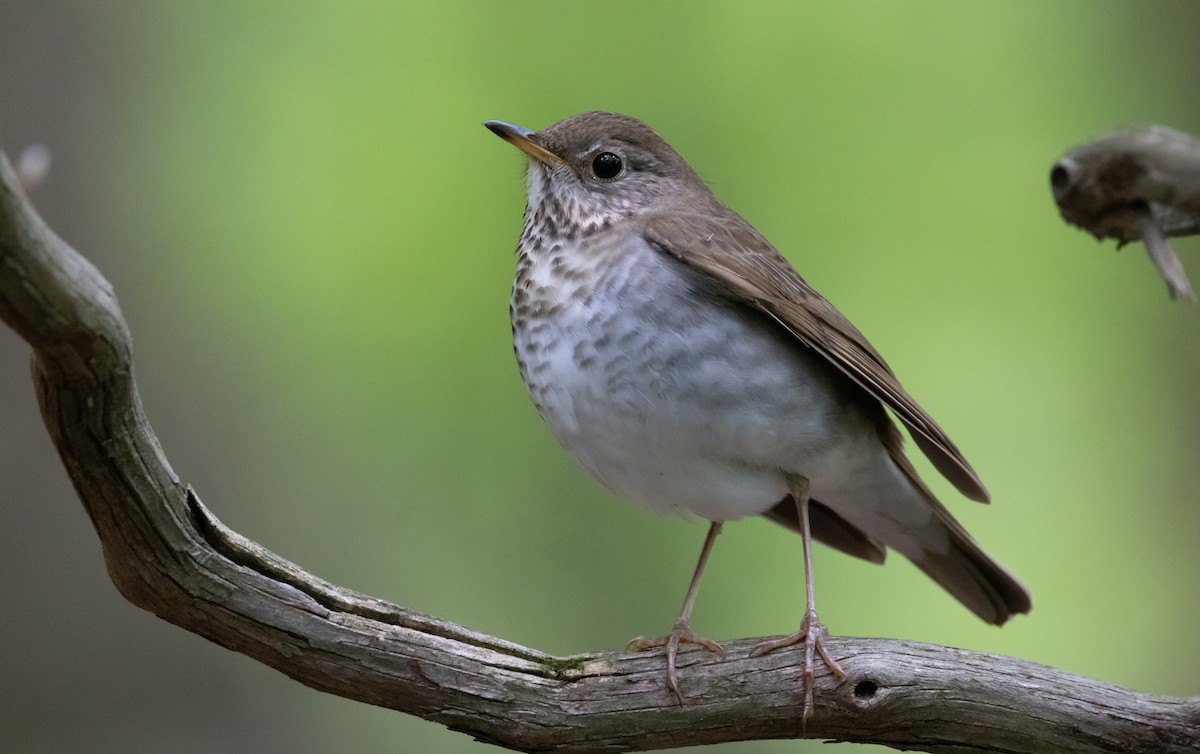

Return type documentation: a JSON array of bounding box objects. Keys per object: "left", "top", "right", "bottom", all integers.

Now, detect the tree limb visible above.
[{"left": 0, "top": 148, "right": 1197, "bottom": 753}]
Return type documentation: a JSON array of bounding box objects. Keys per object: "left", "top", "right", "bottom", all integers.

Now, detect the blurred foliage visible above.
[{"left": 2, "top": 2, "right": 1199, "bottom": 753}]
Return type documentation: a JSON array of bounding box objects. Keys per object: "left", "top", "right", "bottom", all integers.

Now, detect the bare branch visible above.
[
  {"left": 1, "top": 148, "right": 1197, "bottom": 753},
  {"left": 1051, "top": 125, "right": 1200, "bottom": 301},
  {"left": 15, "top": 143, "right": 51, "bottom": 192}
]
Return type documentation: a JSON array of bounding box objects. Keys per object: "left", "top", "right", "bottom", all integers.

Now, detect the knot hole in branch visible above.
[{"left": 851, "top": 678, "right": 881, "bottom": 708}]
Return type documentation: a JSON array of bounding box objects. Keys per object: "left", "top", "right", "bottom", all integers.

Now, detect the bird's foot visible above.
[
  {"left": 627, "top": 618, "right": 725, "bottom": 704},
  {"left": 749, "top": 609, "right": 845, "bottom": 725}
]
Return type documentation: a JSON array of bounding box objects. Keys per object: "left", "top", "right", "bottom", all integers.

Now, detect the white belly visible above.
[{"left": 512, "top": 230, "right": 890, "bottom": 523}]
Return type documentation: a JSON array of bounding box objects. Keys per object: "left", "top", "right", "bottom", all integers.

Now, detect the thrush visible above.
[{"left": 486, "top": 111, "right": 1031, "bottom": 723}]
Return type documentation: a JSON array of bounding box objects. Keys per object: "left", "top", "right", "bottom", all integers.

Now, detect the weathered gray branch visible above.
[{"left": 1, "top": 147, "right": 1197, "bottom": 753}]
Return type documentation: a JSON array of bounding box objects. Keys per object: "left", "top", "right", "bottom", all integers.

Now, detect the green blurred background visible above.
[{"left": 2, "top": 2, "right": 1198, "bottom": 752}]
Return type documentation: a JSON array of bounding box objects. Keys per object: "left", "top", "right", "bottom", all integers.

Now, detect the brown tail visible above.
[
  {"left": 762, "top": 493, "right": 1030, "bottom": 624},
  {"left": 911, "top": 523, "right": 1031, "bottom": 625},
  {"left": 879, "top": 419, "right": 1032, "bottom": 624}
]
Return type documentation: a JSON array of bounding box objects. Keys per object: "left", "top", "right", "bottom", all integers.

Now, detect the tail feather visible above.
[
  {"left": 878, "top": 416, "right": 1032, "bottom": 624},
  {"left": 912, "top": 527, "right": 1031, "bottom": 625},
  {"left": 763, "top": 497, "right": 886, "bottom": 564}
]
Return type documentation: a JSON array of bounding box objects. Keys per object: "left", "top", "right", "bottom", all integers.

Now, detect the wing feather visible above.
[{"left": 642, "top": 207, "right": 989, "bottom": 503}]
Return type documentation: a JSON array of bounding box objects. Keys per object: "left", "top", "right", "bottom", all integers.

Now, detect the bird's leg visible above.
[
  {"left": 749, "top": 478, "right": 845, "bottom": 726},
  {"left": 626, "top": 521, "right": 726, "bottom": 704}
]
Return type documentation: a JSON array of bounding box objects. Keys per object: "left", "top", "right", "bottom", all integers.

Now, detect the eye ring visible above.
[{"left": 591, "top": 151, "right": 623, "bottom": 179}]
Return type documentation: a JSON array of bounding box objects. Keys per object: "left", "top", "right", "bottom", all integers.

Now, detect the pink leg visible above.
[
  {"left": 750, "top": 479, "right": 845, "bottom": 726},
  {"left": 627, "top": 521, "right": 726, "bottom": 704}
]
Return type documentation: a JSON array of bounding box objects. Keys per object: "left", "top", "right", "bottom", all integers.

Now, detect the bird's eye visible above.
[{"left": 591, "top": 152, "right": 623, "bottom": 179}]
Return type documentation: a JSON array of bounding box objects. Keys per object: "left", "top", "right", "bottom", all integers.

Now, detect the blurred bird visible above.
[{"left": 1052, "top": 125, "right": 1200, "bottom": 302}]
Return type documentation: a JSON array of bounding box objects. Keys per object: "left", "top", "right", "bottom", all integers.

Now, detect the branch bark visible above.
[{"left": 1, "top": 148, "right": 1197, "bottom": 753}]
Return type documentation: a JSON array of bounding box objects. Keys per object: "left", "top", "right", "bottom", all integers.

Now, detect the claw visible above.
[
  {"left": 749, "top": 609, "right": 844, "bottom": 727},
  {"left": 628, "top": 618, "right": 724, "bottom": 704}
]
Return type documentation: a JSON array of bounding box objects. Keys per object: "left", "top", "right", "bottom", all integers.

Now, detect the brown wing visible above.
[{"left": 641, "top": 206, "right": 990, "bottom": 503}]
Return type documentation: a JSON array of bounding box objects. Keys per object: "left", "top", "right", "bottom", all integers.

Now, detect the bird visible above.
[
  {"left": 1051, "top": 124, "right": 1200, "bottom": 302},
  {"left": 485, "top": 111, "right": 1031, "bottom": 723}
]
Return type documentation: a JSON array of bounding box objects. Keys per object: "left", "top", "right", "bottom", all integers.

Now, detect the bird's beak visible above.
[{"left": 484, "top": 120, "right": 564, "bottom": 166}]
